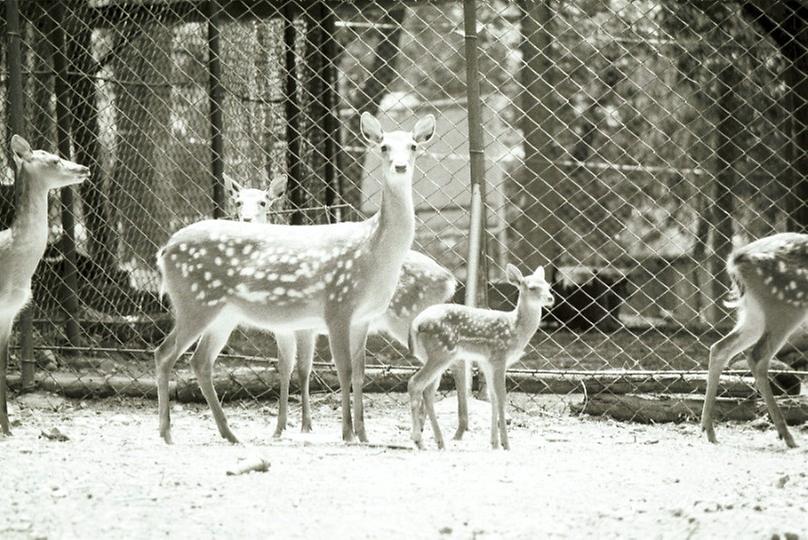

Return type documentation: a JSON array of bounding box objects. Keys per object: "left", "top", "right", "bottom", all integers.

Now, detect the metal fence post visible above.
[
  {"left": 208, "top": 0, "right": 226, "bottom": 219},
  {"left": 6, "top": 0, "right": 35, "bottom": 390},
  {"left": 462, "top": 0, "right": 489, "bottom": 394},
  {"left": 54, "top": 4, "right": 82, "bottom": 352}
]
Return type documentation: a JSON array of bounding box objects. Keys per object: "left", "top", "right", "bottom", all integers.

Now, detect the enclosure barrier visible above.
[{"left": 1, "top": 0, "right": 806, "bottom": 424}]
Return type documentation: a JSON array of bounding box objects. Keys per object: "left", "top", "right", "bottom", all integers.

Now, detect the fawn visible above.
[
  {"left": 702, "top": 232, "right": 808, "bottom": 448},
  {"left": 227, "top": 172, "right": 460, "bottom": 438},
  {"left": 0, "top": 135, "right": 90, "bottom": 434},
  {"left": 154, "top": 113, "right": 435, "bottom": 444},
  {"left": 408, "top": 264, "right": 554, "bottom": 450}
]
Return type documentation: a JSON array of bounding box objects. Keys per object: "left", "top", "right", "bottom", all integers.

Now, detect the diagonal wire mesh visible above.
[{"left": 1, "top": 0, "right": 806, "bottom": 423}]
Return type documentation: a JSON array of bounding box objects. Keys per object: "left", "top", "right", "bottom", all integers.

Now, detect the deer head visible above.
[
  {"left": 226, "top": 174, "right": 287, "bottom": 224},
  {"left": 360, "top": 112, "right": 435, "bottom": 181},
  {"left": 10, "top": 135, "right": 90, "bottom": 189},
  {"left": 505, "top": 263, "right": 555, "bottom": 308}
]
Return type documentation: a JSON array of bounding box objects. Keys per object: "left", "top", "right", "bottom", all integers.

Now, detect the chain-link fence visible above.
[{"left": 2, "top": 0, "right": 806, "bottom": 421}]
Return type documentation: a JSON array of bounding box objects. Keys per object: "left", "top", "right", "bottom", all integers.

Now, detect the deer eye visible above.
[
  {"left": 235, "top": 201, "right": 243, "bottom": 207},
  {"left": 259, "top": 201, "right": 267, "bottom": 207},
  {"left": 409, "top": 144, "right": 417, "bottom": 151},
  {"left": 380, "top": 144, "right": 389, "bottom": 153}
]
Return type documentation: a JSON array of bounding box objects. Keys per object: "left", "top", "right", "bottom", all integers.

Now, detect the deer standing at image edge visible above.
[
  {"left": 0, "top": 135, "right": 90, "bottom": 435},
  {"left": 154, "top": 112, "right": 435, "bottom": 444},
  {"left": 408, "top": 263, "right": 554, "bottom": 450},
  {"left": 227, "top": 175, "right": 463, "bottom": 439},
  {"left": 701, "top": 232, "right": 808, "bottom": 448}
]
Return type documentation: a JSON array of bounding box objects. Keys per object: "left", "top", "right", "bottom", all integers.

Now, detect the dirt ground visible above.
[{"left": 2, "top": 391, "right": 807, "bottom": 539}]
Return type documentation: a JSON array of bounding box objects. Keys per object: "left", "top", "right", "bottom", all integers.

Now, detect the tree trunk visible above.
[
  {"left": 300, "top": 4, "right": 329, "bottom": 224},
  {"left": 784, "top": 13, "right": 808, "bottom": 233},
  {"left": 708, "top": 64, "right": 742, "bottom": 324},
  {"left": 514, "top": 0, "right": 566, "bottom": 269},
  {"left": 741, "top": 1, "right": 808, "bottom": 232},
  {"left": 111, "top": 24, "right": 173, "bottom": 266},
  {"left": 66, "top": 3, "right": 115, "bottom": 270}
]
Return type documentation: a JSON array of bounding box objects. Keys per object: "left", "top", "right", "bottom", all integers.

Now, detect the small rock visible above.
[
  {"left": 439, "top": 527, "right": 453, "bottom": 535},
  {"left": 776, "top": 475, "right": 790, "bottom": 489},
  {"left": 753, "top": 504, "right": 763, "bottom": 512},
  {"left": 40, "top": 427, "right": 69, "bottom": 442}
]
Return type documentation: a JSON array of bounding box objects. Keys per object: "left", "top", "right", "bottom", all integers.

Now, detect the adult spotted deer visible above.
[
  {"left": 702, "top": 232, "right": 808, "bottom": 448},
  {"left": 408, "top": 264, "right": 554, "bottom": 450},
  {"left": 155, "top": 112, "right": 435, "bottom": 444},
  {"left": 0, "top": 135, "right": 90, "bottom": 434},
  {"left": 227, "top": 173, "right": 460, "bottom": 439}
]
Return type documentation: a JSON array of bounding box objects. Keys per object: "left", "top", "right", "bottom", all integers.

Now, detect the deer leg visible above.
[
  {"left": 452, "top": 359, "right": 469, "bottom": 440},
  {"left": 295, "top": 330, "right": 316, "bottom": 433},
  {"left": 701, "top": 316, "right": 762, "bottom": 444},
  {"left": 423, "top": 378, "right": 444, "bottom": 449},
  {"left": 327, "top": 323, "right": 354, "bottom": 442},
  {"left": 273, "top": 332, "right": 297, "bottom": 438},
  {"left": 408, "top": 345, "right": 453, "bottom": 450},
  {"left": 0, "top": 319, "right": 12, "bottom": 435},
  {"left": 748, "top": 313, "right": 804, "bottom": 448},
  {"left": 190, "top": 322, "right": 238, "bottom": 443},
  {"left": 155, "top": 312, "right": 216, "bottom": 444},
  {"left": 493, "top": 363, "right": 510, "bottom": 450},
  {"left": 350, "top": 322, "right": 370, "bottom": 442},
  {"left": 478, "top": 363, "right": 499, "bottom": 449}
]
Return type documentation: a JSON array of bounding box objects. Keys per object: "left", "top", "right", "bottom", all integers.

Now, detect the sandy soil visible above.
[{"left": 1, "top": 392, "right": 807, "bottom": 539}]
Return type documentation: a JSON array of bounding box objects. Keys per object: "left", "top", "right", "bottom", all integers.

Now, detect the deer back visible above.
[
  {"left": 729, "top": 233, "right": 808, "bottom": 309},
  {"left": 158, "top": 216, "right": 408, "bottom": 332}
]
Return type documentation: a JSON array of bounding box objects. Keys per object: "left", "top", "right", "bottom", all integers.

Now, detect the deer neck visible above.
[
  {"left": 373, "top": 173, "right": 415, "bottom": 256},
  {"left": 513, "top": 294, "right": 542, "bottom": 348},
  {"left": 10, "top": 168, "right": 50, "bottom": 273}
]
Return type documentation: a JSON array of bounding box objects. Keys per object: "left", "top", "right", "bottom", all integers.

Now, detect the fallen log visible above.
[
  {"left": 4, "top": 368, "right": 798, "bottom": 402},
  {"left": 572, "top": 393, "right": 808, "bottom": 425}
]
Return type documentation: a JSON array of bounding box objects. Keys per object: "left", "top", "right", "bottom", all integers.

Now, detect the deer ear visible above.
[
  {"left": 360, "top": 112, "right": 383, "bottom": 144},
  {"left": 532, "top": 266, "right": 545, "bottom": 280},
  {"left": 268, "top": 175, "right": 287, "bottom": 200},
  {"left": 10, "top": 134, "right": 32, "bottom": 163},
  {"left": 505, "top": 263, "right": 523, "bottom": 285},
  {"left": 413, "top": 114, "right": 436, "bottom": 144},
  {"left": 224, "top": 174, "right": 242, "bottom": 198}
]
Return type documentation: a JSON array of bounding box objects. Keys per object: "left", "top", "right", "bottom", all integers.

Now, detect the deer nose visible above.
[
  {"left": 394, "top": 165, "right": 408, "bottom": 174},
  {"left": 243, "top": 217, "right": 252, "bottom": 223}
]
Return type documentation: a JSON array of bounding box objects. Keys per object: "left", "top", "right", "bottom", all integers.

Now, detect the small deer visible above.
[
  {"left": 0, "top": 135, "right": 90, "bottom": 434},
  {"left": 408, "top": 264, "right": 554, "bottom": 450},
  {"left": 226, "top": 173, "right": 461, "bottom": 439},
  {"left": 702, "top": 232, "right": 808, "bottom": 448},
  {"left": 225, "top": 174, "right": 287, "bottom": 224},
  {"left": 155, "top": 112, "right": 435, "bottom": 444}
]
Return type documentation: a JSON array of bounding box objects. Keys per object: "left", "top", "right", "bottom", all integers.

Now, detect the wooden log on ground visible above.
[
  {"left": 505, "top": 372, "right": 765, "bottom": 398},
  {"left": 728, "top": 358, "right": 801, "bottom": 396},
  {"left": 572, "top": 393, "right": 808, "bottom": 425},
  {"left": 4, "top": 368, "right": 798, "bottom": 403}
]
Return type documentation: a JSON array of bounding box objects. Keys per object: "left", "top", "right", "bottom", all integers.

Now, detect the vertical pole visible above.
[
  {"left": 208, "top": 0, "right": 225, "bottom": 219},
  {"left": 54, "top": 5, "right": 82, "bottom": 352},
  {"left": 284, "top": 4, "right": 304, "bottom": 225},
  {"left": 6, "top": 0, "right": 35, "bottom": 389},
  {"left": 321, "top": 6, "right": 340, "bottom": 223},
  {"left": 462, "top": 0, "right": 489, "bottom": 308},
  {"left": 462, "top": 0, "right": 489, "bottom": 395}
]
